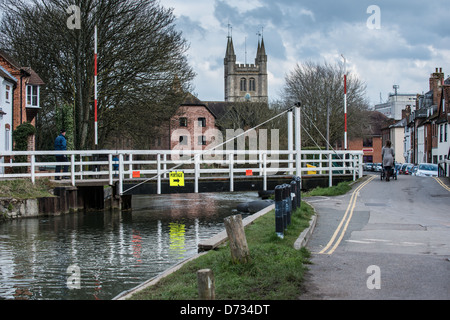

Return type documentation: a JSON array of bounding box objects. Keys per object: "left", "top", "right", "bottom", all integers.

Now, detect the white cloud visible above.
[{"left": 165, "top": 0, "right": 450, "bottom": 107}]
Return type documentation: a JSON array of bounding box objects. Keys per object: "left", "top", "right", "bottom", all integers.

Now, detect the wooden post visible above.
[
  {"left": 197, "top": 269, "right": 215, "bottom": 300},
  {"left": 224, "top": 214, "right": 250, "bottom": 264}
]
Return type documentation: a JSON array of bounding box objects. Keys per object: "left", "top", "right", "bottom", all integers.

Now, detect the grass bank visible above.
[
  {"left": 302, "top": 181, "right": 352, "bottom": 197},
  {"left": 0, "top": 179, "right": 54, "bottom": 199},
  {"left": 128, "top": 202, "right": 315, "bottom": 300}
]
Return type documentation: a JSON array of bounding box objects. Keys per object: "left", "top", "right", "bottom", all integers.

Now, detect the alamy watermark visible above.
[
  {"left": 366, "top": 5, "right": 381, "bottom": 30},
  {"left": 366, "top": 265, "right": 381, "bottom": 289},
  {"left": 170, "top": 127, "right": 280, "bottom": 168},
  {"left": 66, "top": 5, "right": 81, "bottom": 30},
  {"left": 67, "top": 264, "right": 81, "bottom": 290}
]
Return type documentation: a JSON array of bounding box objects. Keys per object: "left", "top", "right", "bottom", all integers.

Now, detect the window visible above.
[
  {"left": 179, "top": 117, "right": 187, "bottom": 127},
  {"left": 5, "top": 127, "right": 10, "bottom": 151},
  {"left": 179, "top": 135, "right": 188, "bottom": 145},
  {"left": 26, "top": 85, "right": 39, "bottom": 107},
  {"left": 363, "top": 138, "right": 373, "bottom": 148},
  {"left": 5, "top": 85, "right": 11, "bottom": 103},
  {"left": 440, "top": 124, "right": 443, "bottom": 142},
  {"left": 198, "top": 117, "right": 206, "bottom": 127},
  {"left": 445, "top": 124, "right": 448, "bottom": 142},
  {"left": 198, "top": 135, "right": 206, "bottom": 145},
  {"left": 240, "top": 78, "right": 246, "bottom": 91},
  {"left": 249, "top": 78, "right": 255, "bottom": 91}
]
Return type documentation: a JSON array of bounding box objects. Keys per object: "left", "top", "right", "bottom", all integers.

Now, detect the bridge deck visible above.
[{"left": 53, "top": 174, "right": 356, "bottom": 194}]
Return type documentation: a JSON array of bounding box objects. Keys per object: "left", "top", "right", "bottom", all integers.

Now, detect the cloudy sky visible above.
[{"left": 164, "top": 0, "right": 449, "bottom": 107}]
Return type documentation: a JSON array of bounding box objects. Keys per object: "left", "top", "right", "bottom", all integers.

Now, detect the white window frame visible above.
[{"left": 26, "top": 85, "right": 40, "bottom": 107}]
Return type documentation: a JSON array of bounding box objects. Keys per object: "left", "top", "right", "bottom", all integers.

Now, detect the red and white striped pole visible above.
[
  {"left": 94, "top": 25, "right": 98, "bottom": 146},
  {"left": 342, "top": 54, "right": 347, "bottom": 150}
]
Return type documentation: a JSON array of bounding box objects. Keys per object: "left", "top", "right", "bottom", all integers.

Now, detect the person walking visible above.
[
  {"left": 382, "top": 140, "right": 395, "bottom": 182},
  {"left": 55, "top": 129, "right": 68, "bottom": 179}
]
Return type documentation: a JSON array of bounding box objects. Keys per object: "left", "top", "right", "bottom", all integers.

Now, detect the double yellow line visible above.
[
  {"left": 434, "top": 177, "right": 450, "bottom": 192},
  {"left": 317, "top": 175, "right": 376, "bottom": 255}
]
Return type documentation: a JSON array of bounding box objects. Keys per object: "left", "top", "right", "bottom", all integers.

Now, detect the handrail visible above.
[{"left": 0, "top": 149, "right": 364, "bottom": 195}]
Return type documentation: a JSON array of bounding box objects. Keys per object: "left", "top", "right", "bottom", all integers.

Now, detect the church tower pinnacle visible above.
[{"left": 224, "top": 33, "right": 268, "bottom": 103}]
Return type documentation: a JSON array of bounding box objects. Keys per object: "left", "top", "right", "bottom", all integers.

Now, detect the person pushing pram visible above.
[{"left": 381, "top": 140, "right": 395, "bottom": 181}]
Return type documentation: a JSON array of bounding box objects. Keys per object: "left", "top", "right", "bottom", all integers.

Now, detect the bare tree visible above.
[
  {"left": 0, "top": 0, "right": 195, "bottom": 149},
  {"left": 283, "top": 61, "right": 370, "bottom": 148}
]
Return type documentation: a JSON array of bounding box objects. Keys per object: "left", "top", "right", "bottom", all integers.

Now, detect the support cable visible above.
[{"left": 121, "top": 107, "right": 292, "bottom": 194}]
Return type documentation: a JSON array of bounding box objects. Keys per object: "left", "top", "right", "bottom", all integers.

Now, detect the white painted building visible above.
[
  {"left": 374, "top": 93, "right": 417, "bottom": 120},
  {"left": 0, "top": 66, "right": 16, "bottom": 173}
]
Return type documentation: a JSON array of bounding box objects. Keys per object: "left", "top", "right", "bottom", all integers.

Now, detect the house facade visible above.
[
  {"left": 0, "top": 66, "right": 15, "bottom": 163},
  {"left": 0, "top": 51, "right": 44, "bottom": 151}
]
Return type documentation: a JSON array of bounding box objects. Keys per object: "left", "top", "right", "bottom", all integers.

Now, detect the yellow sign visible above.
[
  {"left": 169, "top": 171, "right": 185, "bottom": 187},
  {"left": 307, "top": 164, "right": 317, "bottom": 175}
]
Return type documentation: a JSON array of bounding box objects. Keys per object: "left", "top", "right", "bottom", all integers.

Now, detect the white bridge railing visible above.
[{"left": 0, "top": 149, "right": 364, "bottom": 195}]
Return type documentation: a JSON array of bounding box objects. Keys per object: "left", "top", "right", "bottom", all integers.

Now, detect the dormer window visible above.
[{"left": 26, "top": 85, "right": 40, "bottom": 107}]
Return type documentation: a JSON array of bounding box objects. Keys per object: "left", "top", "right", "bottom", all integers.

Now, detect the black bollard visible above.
[
  {"left": 283, "top": 184, "right": 291, "bottom": 227},
  {"left": 294, "top": 176, "right": 301, "bottom": 207},
  {"left": 274, "top": 185, "right": 284, "bottom": 238},
  {"left": 290, "top": 180, "right": 297, "bottom": 212}
]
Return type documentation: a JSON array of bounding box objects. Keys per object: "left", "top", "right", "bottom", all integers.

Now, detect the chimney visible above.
[{"left": 430, "top": 67, "right": 444, "bottom": 105}]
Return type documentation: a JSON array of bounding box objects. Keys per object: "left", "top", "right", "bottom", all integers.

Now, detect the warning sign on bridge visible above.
[{"left": 169, "top": 171, "right": 185, "bottom": 187}]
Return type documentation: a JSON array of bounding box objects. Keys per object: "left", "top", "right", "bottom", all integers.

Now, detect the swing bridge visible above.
[{"left": 0, "top": 107, "right": 364, "bottom": 212}]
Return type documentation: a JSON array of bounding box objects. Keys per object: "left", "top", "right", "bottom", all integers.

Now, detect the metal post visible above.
[
  {"left": 274, "top": 185, "right": 284, "bottom": 239},
  {"left": 294, "top": 176, "right": 301, "bottom": 207},
  {"left": 194, "top": 154, "right": 199, "bottom": 193},
  {"left": 284, "top": 184, "right": 291, "bottom": 226},
  {"left": 328, "top": 152, "right": 333, "bottom": 187},
  {"left": 290, "top": 180, "right": 297, "bottom": 212},
  {"left": 229, "top": 152, "right": 234, "bottom": 192},
  {"left": 157, "top": 153, "right": 161, "bottom": 195},
  {"left": 31, "top": 155, "right": 35, "bottom": 184},
  {"left": 108, "top": 154, "right": 113, "bottom": 186},
  {"left": 295, "top": 104, "right": 301, "bottom": 178},
  {"left": 94, "top": 25, "right": 98, "bottom": 146},
  {"left": 287, "top": 110, "right": 294, "bottom": 174},
  {"left": 263, "top": 153, "right": 267, "bottom": 191},
  {"left": 119, "top": 154, "right": 123, "bottom": 195},
  {"left": 342, "top": 54, "right": 347, "bottom": 150},
  {"left": 71, "top": 154, "right": 75, "bottom": 186}
]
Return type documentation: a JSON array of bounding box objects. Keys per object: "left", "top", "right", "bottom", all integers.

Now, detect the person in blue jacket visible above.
[{"left": 54, "top": 129, "right": 68, "bottom": 179}]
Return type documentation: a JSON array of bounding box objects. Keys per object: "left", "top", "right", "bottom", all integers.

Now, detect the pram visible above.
[{"left": 381, "top": 162, "right": 397, "bottom": 181}]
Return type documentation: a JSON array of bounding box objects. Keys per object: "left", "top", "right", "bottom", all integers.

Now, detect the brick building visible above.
[
  {"left": 0, "top": 50, "right": 44, "bottom": 151},
  {"left": 164, "top": 35, "right": 269, "bottom": 152},
  {"left": 348, "top": 111, "right": 392, "bottom": 163},
  {"left": 169, "top": 94, "right": 219, "bottom": 151}
]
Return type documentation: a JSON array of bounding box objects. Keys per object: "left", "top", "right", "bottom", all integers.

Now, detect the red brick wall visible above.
[
  {"left": 170, "top": 106, "right": 217, "bottom": 150},
  {"left": 348, "top": 137, "right": 382, "bottom": 163}
]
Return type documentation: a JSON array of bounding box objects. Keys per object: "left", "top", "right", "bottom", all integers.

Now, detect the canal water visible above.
[{"left": 0, "top": 191, "right": 260, "bottom": 300}]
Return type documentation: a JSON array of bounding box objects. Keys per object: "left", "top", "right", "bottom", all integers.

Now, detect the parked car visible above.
[
  {"left": 400, "top": 163, "right": 411, "bottom": 174},
  {"left": 374, "top": 163, "right": 382, "bottom": 172},
  {"left": 404, "top": 164, "right": 414, "bottom": 175},
  {"left": 364, "top": 163, "right": 373, "bottom": 171},
  {"left": 415, "top": 163, "right": 438, "bottom": 177}
]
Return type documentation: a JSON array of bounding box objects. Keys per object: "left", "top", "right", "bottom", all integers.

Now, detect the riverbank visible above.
[
  {"left": 0, "top": 179, "right": 55, "bottom": 221},
  {"left": 119, "top": 201, "right": 315, "bottom": 300}
]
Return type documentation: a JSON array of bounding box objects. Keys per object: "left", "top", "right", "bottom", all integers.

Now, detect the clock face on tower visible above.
[{"left": 244, "top": 93, "right": 251, "bottom": 101}]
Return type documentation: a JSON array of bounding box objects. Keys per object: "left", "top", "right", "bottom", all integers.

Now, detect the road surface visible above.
[{"left": 299, "top": 174, "right": 450, "bottom": 300}]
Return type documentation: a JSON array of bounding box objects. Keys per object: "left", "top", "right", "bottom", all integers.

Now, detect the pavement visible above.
[{"left": 297, "top": 174, "right": 450, "bottom": 300}]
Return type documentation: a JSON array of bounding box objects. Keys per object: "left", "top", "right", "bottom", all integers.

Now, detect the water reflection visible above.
[{"left": 0, "top": 192, "right": 258, "bottom": 300}]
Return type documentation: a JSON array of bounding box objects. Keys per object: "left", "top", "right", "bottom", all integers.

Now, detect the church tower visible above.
[{"left": 224, "top": 35, "right": 268, "bottom": 103}]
